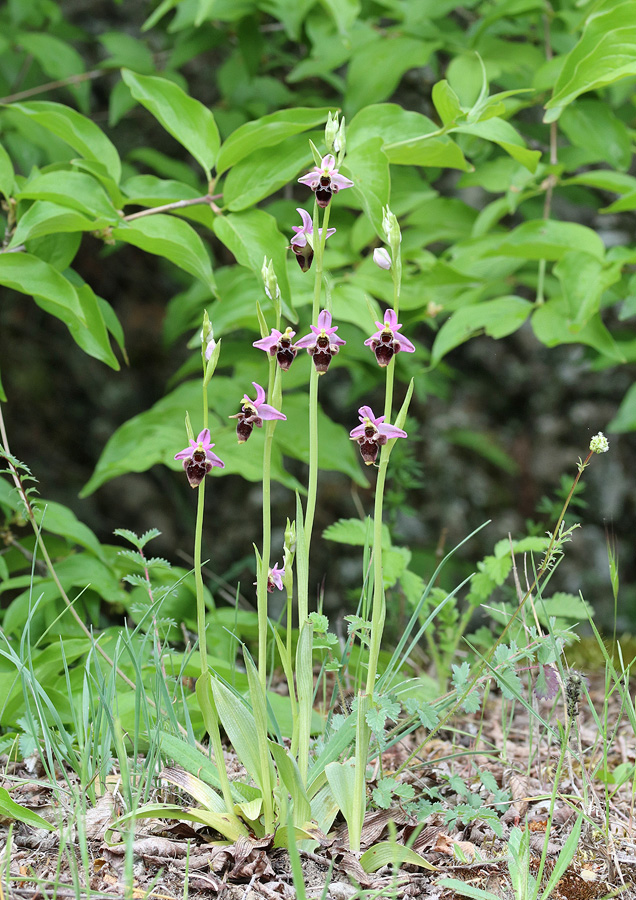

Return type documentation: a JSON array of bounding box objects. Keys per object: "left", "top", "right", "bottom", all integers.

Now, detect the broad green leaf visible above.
[
  {"left": 111, "top": 803, "right": 247, "bottom": 843},
  {"left": 487, "top": 220, "right": 605, "bottom": 260},
  {"left": 564, "top": 170, "right": 636, "bottom": 195},
  {"left": 452, "top": 118, "right": 541, "bottom": 172},
  {"left": 386, "top": 135, "right": 470, "bottom": 170},
  {"left": 6, "top": 101, "right": 121, "bottom": 182},
  {"left": 532, "top": 299, "right": 624, "bottom": 362},
  {"left": 216, "top": 107, "right": 332, "bottom": 175},
  {"left": 0, "top": 144, "right": 15, "bottom": 200},
  {"left": 121, "top": 69, "right": 220, "bottom": 178},
  {"left": 344, "top": 137, "right": 390, "bottom": 237},
  {"left": 17, "top": 32, "right": 89, "bottom": 111},
  {"left": 608, "top": 383, "right": 636, "bottom": 432},
  {"left": 360, "top": 842, "right": 436, "bottom": 873},
  {"left": 80, "top": 380, "right": 301, "bottom": 496},
  {"left": 553, "top": 251, "right": 619, "bottom": 328},
  {"left": 348, "top": 103, "right": 438, "bottom": 151},
  {"left": 112, "top": 215, "right": 215, "bottom": 291},
  {"left": 213, "top": 210, "right": 291, "bottom": 304},
  {"left": 224, "top": 134, "right": 314, "bottom": 211},
  {"left": 601, "top": 191, "right": 636, "bottom": 213},
  {"left": 259, "top": 0, "right": 314, "bottom": 40},
  {"left": 0, "top": 253, "right": 84, "bottom": 323},
  {"left": 432, "top": 80, "right": 465, "bottom": 126},
  {"left": 0, "top": 787, "right": 56, "bottom": 832},
  {"left": 274, "top": 392, "right": 368, "bottom": 488},
  {"left": 323, "top": 518, "right": 390, "bottom": 548},
  {"left": 68, "top": 283, "right": 121, "bottom": 369},
  {"left": 211, "top": 677, "right": 272, "bottom": 791},
  {"left": 10, "top": 201, "right": 116, "bottom": 247},
  {"left": 34, "top": 501, "right": 104, "bottom": 559},
  {"left": 560, "top": 100, "right": 632, "bottom": 171},
  {"left": 432, "top": 296, "right": 532, "bottom": 364},
  {"left": 345, "top": 37, "right": 436, "bottom": 115},
  {"left": 347, "top": 103, "right": 472, "bottom": 171},
  {"left": 325, "top": 760, "right": 356, "bottom": 825},
  {"left": 319, "top": 0, "right": 360, "bottom": 35},
  {"left": 545, "top": 3, "right": 636, "bottom": 122},
  {"left": 267, "top": 741, "right": 312, "bottom": 827},
  {"left": 70, "top": 159, "right": 126, "bottom": 208},
  {"left": 98, "top": 32, "right": 155, "bottom": 73},
  {"left": 121, "top": 175, "right": 214, "bottom": 227},
  {"left": 16, "top": 171, "right": 119, "bottom": 219}
]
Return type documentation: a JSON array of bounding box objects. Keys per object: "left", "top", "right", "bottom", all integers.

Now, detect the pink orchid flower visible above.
[
  {"left": 364, "top": 309, "right": 415, "bottom": 367},
  {"left": 253, "top": 326, "right": 297, "bottom": 371},
  {"left": 298, "top": 154, "right": 354, "bottom": 208},
  {"left": 290, "top": 208, "right": 336, "bottom": 272},
  {"left": 230, "top": 382, "right": 286, "bottom": 444},
  {"left": 349, "top": 406, "right": 407, "bottom": 466},
  {"left": 174, "top": 428, "right": 224, "bottom": 488},
  {"left": 294, "top": 309, "right": 346, "bottom": 374}
]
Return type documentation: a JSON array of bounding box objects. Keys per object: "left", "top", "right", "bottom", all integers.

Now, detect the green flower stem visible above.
[
  {"left": 304, "top": 366, "right": 319, "bottom": 550},
  {"left": 256, "top": 357, "right": 278, "bottom": 689},
  {"left": 350, "top": 691, "right": 370, "bottom": 852},
  {"left": 258, "top": 417, "right": 275, "bottom": 689},
  {"left": 197, "top": 373, "right": 210, "bottom": 675},
  {"left": 195, "top": 479, "right": 208, "bottom": 675},
  {"left": 365, "top": 450, "right": 390, "bottom": 693}
]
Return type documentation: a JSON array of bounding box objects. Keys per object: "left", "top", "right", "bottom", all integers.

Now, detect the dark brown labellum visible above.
[{"left": 236, "top": 419, "right": 254, "bottom": 443}]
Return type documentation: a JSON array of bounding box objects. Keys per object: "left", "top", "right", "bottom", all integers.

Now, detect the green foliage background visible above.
[{"left": 1, "top": 0, "right": 635, "bottom": 640}]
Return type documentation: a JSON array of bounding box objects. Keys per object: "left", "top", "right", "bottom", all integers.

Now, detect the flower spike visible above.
[
  {"left": 298, "top": 155, "right": 354, "bottom": 208},
  {"left": 294, "top": 309, "right": 345, "bottom": 374},
  {"left": 230, "top": 382, "right": 286, "bottom": 443},
  {"left": 174, "top": 428, "right": 224, "bottom": 488},
  {"left": 364, "top": 308, "right": 415, "bottom": 368},
  {"left": 349, "top": 406, "right": 407, "bottom": 466}
]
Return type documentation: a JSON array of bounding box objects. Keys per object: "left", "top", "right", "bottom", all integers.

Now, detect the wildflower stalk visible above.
[
  {"left": 352, "top": 219, "right": 406, "bottom": 851},
  {"left": 304, "top": 199, "right": 330, "bottom": 549},
  {"left": 257, "top": 356, "right": 278, "bottom": 689}
]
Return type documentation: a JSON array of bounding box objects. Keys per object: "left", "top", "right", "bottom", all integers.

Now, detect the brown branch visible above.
[
  {"left": 0, "top": 69, "right": 103, "bottom": 105},
  {"left": 123, "top": 194, "right": 222, "bottom": 221}
]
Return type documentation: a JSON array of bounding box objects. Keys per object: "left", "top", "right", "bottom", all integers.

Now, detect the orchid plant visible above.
[{"left": 165, "top": 113, "right": 418, "bottom": 850}]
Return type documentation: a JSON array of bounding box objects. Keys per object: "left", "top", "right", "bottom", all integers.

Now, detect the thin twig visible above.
[
  {"left": 123, "top": 194, "right": 223, "bottom": 222},
  {"left": 0, "top": 69, "right": 104, "bottom": 105}
]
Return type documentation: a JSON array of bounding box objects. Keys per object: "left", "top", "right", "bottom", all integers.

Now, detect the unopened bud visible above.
[
  {"left": 325, "top": 111, "right": 339, "bottom": 153},
  {"left": 382, "top": 206, "right": 401, "bottom": 256},
  {"left": 261, "top": 257, "right": 281, "bottom": 314},
  {"left": 373, "top": 248, "right": 392, "bottom": 270},
  {"left": 334, "top": 116, "right": 346, "bottom": 164}
]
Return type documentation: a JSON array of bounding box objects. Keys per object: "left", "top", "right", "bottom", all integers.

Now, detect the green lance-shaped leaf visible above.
[
  {"left": 109, "top": 803, "right": 247, "bottom": 843},
  {"left": 223, "top": 134, "right": 315, "bottom": 211},
  {"left": 0, "top": 144, "right": 15, "bottom": 201},
  {"left": 432, "top": 296, "right": 533, "bottom": 364},
  {"left": 345, "top": 37, "right": 437, "bottom": 115},
  {"left": 216, "top": 107, "right": 332, "bottom": 175},
  {"left": 5, "top": 101, "right": 121, "bottom": 183},
  {"left": 16, "top": 170, "right": 121, "bottom": 219},
  {"left": 213, "top": 210, "right": 291, "bottom": 307},
  {"left": 344, "top": 137, "right": 390, "bottom": 239},
  {"left": 16, "top": 32, "right": 90, "bottom": 111},
  {"left": 360, "top": 842, "right": 436, "bottom": 873},
  {"left": 451, "top": 118, "right": 541, "bottom": 173},
  {"left": 121, "top": 69, "right": 220, "bottom": 179},
  {"left": 532, "top": 300, "right": 624, "bottom": 362},
  {"left": 487, "top": 220, "right": 605, "bottom": 260},
  {"left": 545, "top": 1, "right": 636, "bottom": 122},
  {"left": 0, "top": 787, "right": 56, "bottom": 832},
  {"left": 9, "top": 202, "right": 117, "bottom": 248},
  {"left": 112, "top": 215, "right": 215, "bottom": 291},
  {"left": 0, "top": 253, "right": 85, "bottom": 324}
]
